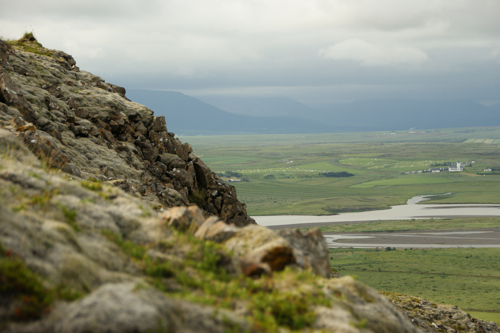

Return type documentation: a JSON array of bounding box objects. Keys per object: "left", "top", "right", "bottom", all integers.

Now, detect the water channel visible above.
[
  {"left": 253, "top": 195, "right": 500, "bottom": 228},
  {"left": 252, "top": 195, "right": 500, "bottom": 248}
]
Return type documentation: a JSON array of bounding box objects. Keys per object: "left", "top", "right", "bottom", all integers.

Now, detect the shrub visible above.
[{"left": 320, "top": 171, "right": 354, "bottom": 178}]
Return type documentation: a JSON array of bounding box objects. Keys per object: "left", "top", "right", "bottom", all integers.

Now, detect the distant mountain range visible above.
[
  {"left": 197, "top": 95, "right": 312, "bottom": 118},
  {"left": 314, "top": 99, "right": 500, "bottom": 132},
  {"left": 127, "top": 89, "right": 500, "bottom": 135},
  {"left": 126, "top": 90, "right": 330, "bottom": 135}
]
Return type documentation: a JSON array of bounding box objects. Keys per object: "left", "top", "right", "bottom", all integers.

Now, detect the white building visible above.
[{"left": 449, "top": 162, "right": 463, "bottom": 172}]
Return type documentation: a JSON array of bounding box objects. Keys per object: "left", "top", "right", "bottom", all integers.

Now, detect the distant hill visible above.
[
  {"left": 313, "top": 99, "right": 500, "bottom": 132},
  {"left": 127, "top": 90, "right": 330, "bottom": 135},
  {"left": 128, "top": 90, "right": 499, "bottom": 134},
  {"left": 196, "top": 95, "right": 313, "bottom": 118},
  {"left": 195, "top": 95, "right": 500, "bottom": 132}
]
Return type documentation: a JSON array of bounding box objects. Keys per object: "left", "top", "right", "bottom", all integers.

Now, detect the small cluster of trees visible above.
[
  {"left": 431, "top": 161, "right": 472, "bottom": 167},
  {"left": 319, "top": 171, "right": 354, "bottom": 178},
  {"left": 217, "top": 171, "right": 250, "bottom": 182},
  {"left": 217, "top": 171, "right": 243, "bottom": 178},
  {"left": 430, "top": 162, "right": 454, "bottom": 167}
]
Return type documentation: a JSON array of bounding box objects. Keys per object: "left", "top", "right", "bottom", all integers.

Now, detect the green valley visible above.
[{"left": 184, "top": 127, "right": 500, "bottom": 216}]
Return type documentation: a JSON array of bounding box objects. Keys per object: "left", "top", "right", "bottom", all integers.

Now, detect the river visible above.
[
  {"left": 252, "top": 195, "right": 500, "bottom": 248},
  {"left": 253, "top": 195, "right": 500, "bottom": 228}
]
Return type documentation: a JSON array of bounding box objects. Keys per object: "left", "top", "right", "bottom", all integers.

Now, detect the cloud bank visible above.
[
  {"left": 320, "top": 39, "right": 429, "bottom": 66},
  {"left": 1, "top": 0, "right": 499, "bottom": 104}
]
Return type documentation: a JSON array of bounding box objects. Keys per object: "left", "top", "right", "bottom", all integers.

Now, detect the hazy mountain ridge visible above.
[
  {"left": 143, "top": 92, "right": 499, "bottom": 134},
  {"left": 127, "top": 90, "right": 331, "bottom": 135},
  {"left": 315, "top": 99, "right": 500, "bottom": 131},
  {"left": 196, "top": 95, "right": 313, "bottom": 118}
]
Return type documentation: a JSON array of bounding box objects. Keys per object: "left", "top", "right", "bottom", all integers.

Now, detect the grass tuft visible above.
[
  {"left": 0, "top": 243, "right": 53, "bottom": 320},
  {"left": 80, "top": 180, "right": 103, "bottom": 192},
  {"left": 101, "top": 227, "right": 331, "bottom": 332}
]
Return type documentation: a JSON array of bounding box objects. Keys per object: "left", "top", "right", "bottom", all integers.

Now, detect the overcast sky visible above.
[{"left": 1, "top": 0, "right": 499, "bottom": 105}]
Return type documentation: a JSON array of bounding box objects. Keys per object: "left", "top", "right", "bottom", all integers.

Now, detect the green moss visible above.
[
  {"left": 54, "top": 284, "right": 85, "bottom": 301},
  {"left": 188, "top": 191, "right": 208, "bottom": 209},
  {"left": 0, "top": 243, "right": 53, "bottom": 320},
  {"left": 86, "top": 177, "right": 102, "bottom": 183},
  {"left": 185, "top": 234, "right": 231, "bottom": 280},
  {"left": 11, "top": 189, "right": 59, "bottom": 213},
  {"left": 144, "top": 259, "right": 174, "bottom": 279},
  {"left": 12, "top": 203, "right": 26, "bottom": 212},
  {"left": 102, "top": 227, "right": 331, "bottom": 332},
  {"left": 251, "top": 291, "right": 315, "bottom": 330},
  {"left": 352, "top": 319, "right": 368, "bottom": 329},
  {"left": 28, "top": 172, "right": 41, "bottom": 179},
  {"left": 7, "top": 33, "right": 55, "bottom": 58},
  {"left": 58, "top": 204, "right": 80, "bottom": 232},
  {"left": 80, "top": 198, "right": 95, "bottom": 204},
  {"left": 80, "top": 180, "right": 103, "bottom": 192},
  {"left": 138, "top": 204, "right": 152, "bottom": 217},
  {"left": 28, "top": 189, "right": 59, "bottom": 209},
  {"left": 101, "top": 230, "right": 147, "bottom": 260},
  {"left": 0, "top": 242, "right": 86, "bottom": 322}
]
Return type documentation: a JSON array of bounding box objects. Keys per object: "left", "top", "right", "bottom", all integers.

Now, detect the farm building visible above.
[{"left": 449, "top": 162, "right": 463, "bottom": 172}]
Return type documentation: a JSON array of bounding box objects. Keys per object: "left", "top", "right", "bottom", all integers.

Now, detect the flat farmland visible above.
[
  {"left": 330, "top": 247, "right": 500, "bottom": 324},
  {"left": 184, "top": 127, "right": 500, "bottom": 215}
]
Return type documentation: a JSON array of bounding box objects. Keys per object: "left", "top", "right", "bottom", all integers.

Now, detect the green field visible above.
[
  {"left": 311, "top": 217, "right": 500, "bottom": 324},
  {"left": 330, "top": 247, "right": 500, "bottom": 324},
  {"left": 352, "top": 176, "right": 453, "bottom": 187},
  {"left": 184, "top": 127, "right": 500, "bottom": 215},
  {"left": 182, "top": 126, "right": 500, "bottom": 148}
]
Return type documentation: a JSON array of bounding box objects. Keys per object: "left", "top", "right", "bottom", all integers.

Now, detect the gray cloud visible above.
[
  {"left": 1, "top": 0, "right": 499, "bottom": 104},
  {"left": 319, "top": 39, "right": 429, "bottom": 65}
]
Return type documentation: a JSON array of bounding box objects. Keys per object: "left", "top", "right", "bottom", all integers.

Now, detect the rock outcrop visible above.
[
  {"left": 384, "top": 293, "right": 499, "bottom": 333},
  {"left": 0, "top": 35, "right": 254, "bottom": 226}
]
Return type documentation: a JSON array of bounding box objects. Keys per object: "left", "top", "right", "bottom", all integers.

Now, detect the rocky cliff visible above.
[
  {"left": 0, "top": 34, "right": 254, "bottom": 227},
  {"left": 0, "top": 34, "right": 497, "bottom": 333}
]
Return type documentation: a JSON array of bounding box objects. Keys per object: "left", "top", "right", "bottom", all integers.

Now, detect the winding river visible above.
[
  {"left": 253, "top": 195, "right": 500, "bottom": 228},
  {"left": 253, "top": 195, "right": 500, "bottom": 248}
]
